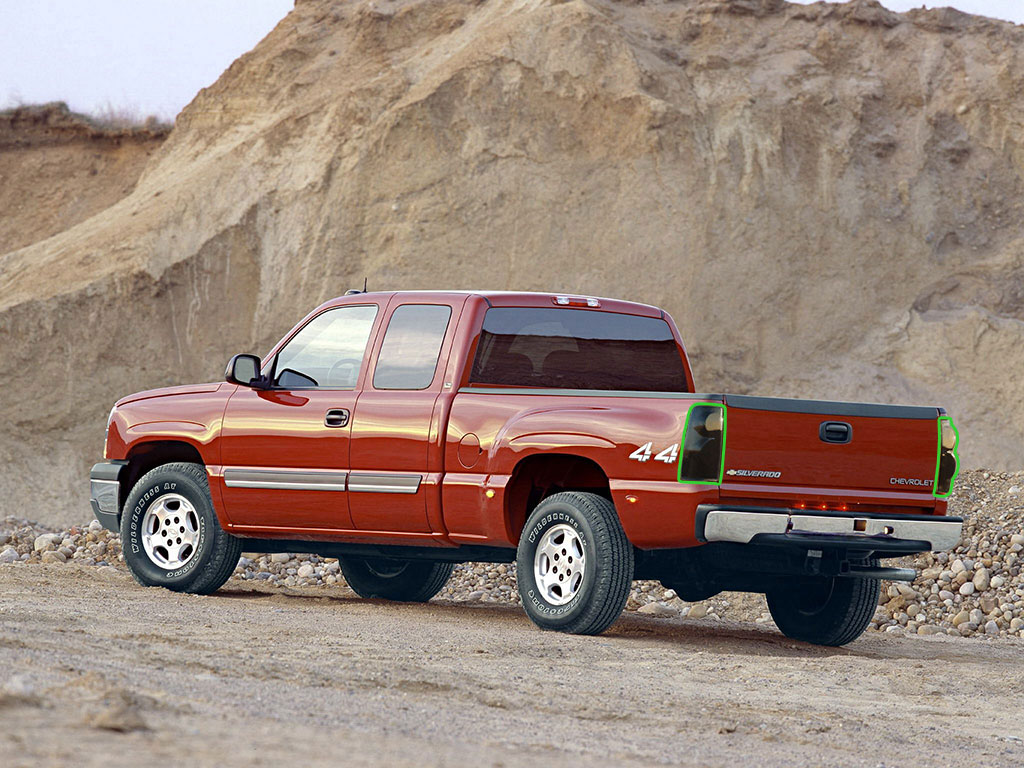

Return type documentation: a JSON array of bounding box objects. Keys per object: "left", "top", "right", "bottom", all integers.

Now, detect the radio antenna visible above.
[{"left": 363, "top": 277, "right": 368, "bottom": 292}]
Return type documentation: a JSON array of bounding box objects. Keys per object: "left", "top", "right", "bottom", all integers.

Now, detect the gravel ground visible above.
[
  {"left": 2, "top": 469, "right": 1023, "bottom": 766},
  {"left": 2, "top": 564, "right": 1023, "bottom": 768},
  {"left": 4, "top": 470, "right": 1022, "bottom": 639}
]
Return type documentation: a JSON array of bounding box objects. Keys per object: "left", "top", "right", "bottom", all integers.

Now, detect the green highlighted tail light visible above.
[
  {"left": 933, "top": 416, "right": 959, "bottom": 498},
  {"left": 677, "top": 402, "right": 726, "bottom": 484}
]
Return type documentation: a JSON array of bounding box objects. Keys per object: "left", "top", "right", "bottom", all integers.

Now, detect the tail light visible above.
[
  {"left": 677, "top": 403, "right": 726, "bottom": 484},
  {"left": 933, "top": 416, "right": 959, "bottom": 498}
]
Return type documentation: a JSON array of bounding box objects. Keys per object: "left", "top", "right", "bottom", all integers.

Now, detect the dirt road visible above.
[{"left": 1, "top": 564, "right": 1022, "bottom": 767}]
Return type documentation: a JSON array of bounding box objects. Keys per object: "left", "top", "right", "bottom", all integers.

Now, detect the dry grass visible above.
[{"left": 0, "top": 99, "right": 172, "bottom": 133}]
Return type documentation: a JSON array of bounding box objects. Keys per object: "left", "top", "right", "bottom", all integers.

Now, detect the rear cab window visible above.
[
  {"left": 468, "top": 307, "right": 689, "bottom": 392},
  {"left": 373, "top": 304, "right": 453, "bottom": 390}
]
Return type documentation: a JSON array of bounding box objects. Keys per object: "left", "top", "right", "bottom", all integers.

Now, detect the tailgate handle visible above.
[{"left": 819, "top": 421, "right": 852, "bottom": 444}]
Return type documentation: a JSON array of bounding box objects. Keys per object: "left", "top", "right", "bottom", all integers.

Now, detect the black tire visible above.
[
  {"left": 120, "top": 462, "right": 242, "bottom": 595},
  {"left": 338, "top": 556, "right": 453, "bottom": 602},
  {"left": 516, "top": 492, "right": 633, "bottom": 635},
  {"left": 766, "top": 558, "right": 881, "bottom": 646}
]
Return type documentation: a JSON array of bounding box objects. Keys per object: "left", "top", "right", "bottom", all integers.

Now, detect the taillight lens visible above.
[
  {"left": 933, "top": 416, "right": 959, "bottom": 498},
  {"left": 677, "top": 403, "right": 726, "bottom": 484}
]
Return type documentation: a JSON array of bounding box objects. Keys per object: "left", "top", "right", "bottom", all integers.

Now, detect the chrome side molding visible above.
[{"left": 223, "top": 468, "right": 423, "bottom": 494}]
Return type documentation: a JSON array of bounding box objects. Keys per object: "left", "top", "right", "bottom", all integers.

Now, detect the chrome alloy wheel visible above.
[
  {"left": 534, "top": 524, "right": 586, "bottom": 605},
  {"left": 141, "top": 493, "right": 200, "bottom": 570}
]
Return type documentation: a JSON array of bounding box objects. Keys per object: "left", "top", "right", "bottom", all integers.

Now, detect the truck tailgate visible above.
[{"left": 721, "top": 395, "right": 940, "bottom": 494}]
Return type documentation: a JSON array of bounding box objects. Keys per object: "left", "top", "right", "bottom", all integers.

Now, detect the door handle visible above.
[{"left": 325, "top": 408, "right": 350, "bottom": 428}]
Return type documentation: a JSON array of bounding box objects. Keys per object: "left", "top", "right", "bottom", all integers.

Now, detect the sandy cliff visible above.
[
  {"left": 1, "top": 0, "right": 1022, "bottom": 525},
  {"left": 0, "top": 103, "right": 168, "bottom": 254}
]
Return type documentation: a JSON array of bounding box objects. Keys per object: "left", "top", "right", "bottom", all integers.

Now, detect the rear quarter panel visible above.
[{"left": 443, "top": 392, "right": 720, "bottom": 548}]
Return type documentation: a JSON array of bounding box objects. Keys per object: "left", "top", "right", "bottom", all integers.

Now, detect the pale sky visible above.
[
  {"left": 791, "top": 0, "right": 1023, "bottom": 22},
  {"left": 0, "top": 1, "right": 293, "bottom": 121},
  {"left": 1, "top": 1, "right": 1020, "bottom": 122}
]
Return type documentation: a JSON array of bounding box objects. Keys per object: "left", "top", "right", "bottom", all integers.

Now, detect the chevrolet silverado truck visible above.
[{"left": 90, "top": 290, "right": 962, "bottom": 646}]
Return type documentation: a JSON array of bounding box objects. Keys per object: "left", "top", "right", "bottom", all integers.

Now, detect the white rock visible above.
[
  {"left": 688, "top": 604, "right": 708, "bottom": 619},
  {"left": 33, "top": 534, "right": 58, "bottom": 552},
  {"left": 637, "top": 601, "right": 677, "bottom": 617},
  {"left": 297, "top": 564, "right": 315, "bottom": 579},
  {"left": 959, "top": 582, "right": 976, "bottom": 596},
  {"left": 991, "top": 575, "right": 1005, "bottom": 589},
  {"left": 0, "top": 548, "right": 19, "bottom": 564},
  {"left": 270, "top": 552, "right": 291, "bottom": 564},
  {"left": 41, "top": 550, "right": 66, "bottom": 563},
  {"left": 951, "top": 559, "right": 966, "bottom": 574},
  {"left": 88, "top": 520, "right": 103, "bottom": 533},
  {"left": 985, "top": 620, "right": 1000, "bottom": 635}
]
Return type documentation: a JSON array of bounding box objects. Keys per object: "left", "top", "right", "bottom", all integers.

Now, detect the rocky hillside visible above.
[{"left": 1, "top": 0, "right": 1023, "bottom": 525}]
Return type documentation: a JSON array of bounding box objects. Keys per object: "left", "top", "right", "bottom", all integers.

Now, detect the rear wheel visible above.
[
  {"left": 121, "top": 462, "right": 242, "bottom": 594},
  {"left": 338, "top": 556, "right": 453, "bottom": 602},
  {"left": 766, "top": 558, "right": 880, "bottom": 646},
  {"left": 516, "top": 492, "right": 633, "bottom": 635}
]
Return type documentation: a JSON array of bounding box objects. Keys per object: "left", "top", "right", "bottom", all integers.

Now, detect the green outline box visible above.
[
  {"left": 933, "top": 416, "right": 960, "bottom": 499},
  {"left": 677, "top": 402, "right": 727, "bottom": 485}
]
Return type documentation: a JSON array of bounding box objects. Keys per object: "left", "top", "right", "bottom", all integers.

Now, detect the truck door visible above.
[
  {"left": 347, "top": 297, "right": 466, "bottom": 533},
  {"left": 218, "top": 303, "right": 382, "bottom": 531}
]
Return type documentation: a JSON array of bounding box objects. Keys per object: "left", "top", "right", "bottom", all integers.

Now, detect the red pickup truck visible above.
[{"left": 90, "top": 290, "right": 962, "bottom": 646}]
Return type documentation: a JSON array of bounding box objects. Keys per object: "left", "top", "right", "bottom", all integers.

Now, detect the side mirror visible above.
[{"left": 225, "top": 353, "right": 263, "bottom": 387}]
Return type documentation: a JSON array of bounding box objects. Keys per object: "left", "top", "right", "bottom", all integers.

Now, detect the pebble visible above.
[
  {"left": 959, "top": 582, "right": 976, "bottom": 596},
  {"left": 973, "top": 568, "right": 990, "bottom": 591},
  {"left": 33, "top": 534, "right": 58, "bottom": 552},
  {"left": 637, "top": 601, "right": 677, "bottom": 617},
  {"left": 0, "top": 547, "right": 19, "bottom": 564},
  {"left": 985, "top": 620, "right": 1000, "bottom": 635},
  {"left": 41, "top": 550, "right": 66, "bottom": 563},
  {"left": 296, "top": 564, "right": 315, "bottom": 579},
  {"left": 270, "top": 553, "right": 291, "bottom": 564},
  {"left": 688, "top": 604, "right": 708, "bottom": 619}
]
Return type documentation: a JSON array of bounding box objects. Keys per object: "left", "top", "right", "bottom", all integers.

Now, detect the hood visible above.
[{"left": 115, "top": 382, "right": 225, "bottom": 408}]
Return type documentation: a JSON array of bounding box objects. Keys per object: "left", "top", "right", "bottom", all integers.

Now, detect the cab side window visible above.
[
  {"left": 373, "top": 304, "right": 452, "bottom": 390},
  {"left": 273, "top": 305, "right": 378, "bottom": 388}
]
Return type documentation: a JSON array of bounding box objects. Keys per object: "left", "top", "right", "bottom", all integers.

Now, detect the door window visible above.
[
  {"left": 373, "top": 304, "right": 452, "bottom": 390},
  {"left": 273, "top": 305, "right": 378, "bottom": 388}
]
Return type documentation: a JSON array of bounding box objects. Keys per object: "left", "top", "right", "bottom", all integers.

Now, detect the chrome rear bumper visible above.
[{"left": 701, "top": 508, "right": 963, "bottom": 552}]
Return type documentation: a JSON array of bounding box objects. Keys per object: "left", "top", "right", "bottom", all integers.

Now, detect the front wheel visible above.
[
  {"left": 516, "top": 492, "right": 633, "bottom": 635},
  {"left": 338, "top": 556, "right": 453, "bottom": 602},
  {"left": 766, "top": 559, "right": 881, "bottom": 646},
  {"left": 121, "top": 462, "right": 242, "bottom": 594}
]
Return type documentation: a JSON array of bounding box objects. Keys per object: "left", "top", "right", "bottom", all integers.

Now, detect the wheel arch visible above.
[
  {"left": 120, "top": 439, "right": 207, "bottom": 517},
  {"left": 504, "top": 452, "right": 613, "bottom": 544}
]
